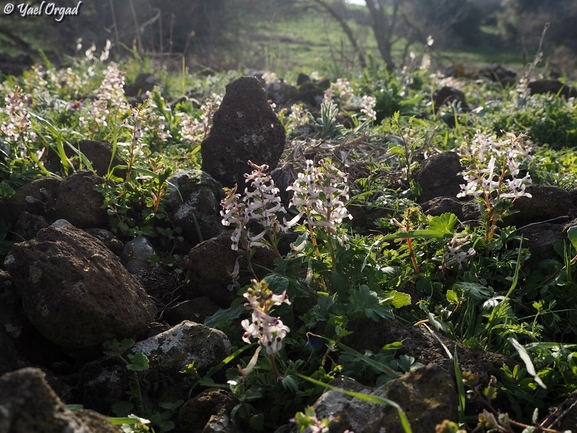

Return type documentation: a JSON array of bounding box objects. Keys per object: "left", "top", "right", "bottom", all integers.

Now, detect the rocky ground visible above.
[{"left": 2, "top": 75, "right": 577, "bottom": 432}]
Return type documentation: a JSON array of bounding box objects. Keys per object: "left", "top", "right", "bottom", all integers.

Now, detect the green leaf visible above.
[
  {"left": 568, "top": 226, "right": 577, "bottom": 250},
  {"left": 264, "top": 274, "right": 289, "bottom": 293},
  {"left": 204, "top": 304, "right": 246, "bottom": 329},
  {"left": 330, "top": 272, "right": 348, "bottom": 295},
  {"left": 383, "top": 290, "right": 411, "bottom": 308},
  {"left": 103, "top": 338, "right": 135, "bottom": 357},
  {"left": 509, "top": 338, "right": 547, "bottom": 389},
  {"left": 454, "top": 282, "right": 492, "bottom": 300},
  {"left": 427, "top": 213, "right": 458, "bottom": 235},
  {"left": 453, "top": 346, "right": 466, "bottom": 424},
  {"left": 126, "top": 353, "right": 150, "bottom": 371},
  {"left": 446, "top": 289, "right": 459, "bottom": 304},
  {"left": 337, "top": 342, "right": 401, "bottom": 378},
  {"left": 281, "top": 374, "right": 300, "bottom": 392},
  {"left": 111, "top": 401, "right": 134, "bottom": 417},
  {"left": 249, "top": 413, "right": 264, "bottom": 431},
  {"left": 159, "top": 400, "right": 184, "bottom": 410}
]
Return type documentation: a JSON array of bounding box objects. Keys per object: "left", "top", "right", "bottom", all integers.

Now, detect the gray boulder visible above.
[
  {"left": 312, "top": 365, "right": 458, "bottom": 433},
  {"left": 132, "top": 320, "right": 231, "bottom": 376},
  {"left": 77, "top": 321, "right": 231, "bottom": 413}
]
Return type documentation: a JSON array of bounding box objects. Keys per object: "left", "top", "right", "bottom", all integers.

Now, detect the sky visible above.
[{"left": 345, "top": 0, "right": 366, "bottom": 5}]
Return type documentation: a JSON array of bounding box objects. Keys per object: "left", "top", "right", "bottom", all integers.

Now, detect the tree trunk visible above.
[
  {"left": 312, "top": 0, "right": 367, "bottom": 68},
  {"left": 365, "top": 0, "right": 396, "bottom": 71}
]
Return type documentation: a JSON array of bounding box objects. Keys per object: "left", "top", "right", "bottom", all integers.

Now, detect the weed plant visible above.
[{"left": 2, "top": 46, "right": 577, "bottom": 432}]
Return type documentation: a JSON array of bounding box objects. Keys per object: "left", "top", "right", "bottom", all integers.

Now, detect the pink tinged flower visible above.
[
  {"left": 1, "top": 85, "right": 36, "bottom": 154},
  {"left": 241, "top": 280, "right": 291, "bottom": 354},
  {"left": 440, "top": 234, "right": 476, "bottom": 270},
  {"left": 287, "top": 159, "right": 352, "bottom": 234}
]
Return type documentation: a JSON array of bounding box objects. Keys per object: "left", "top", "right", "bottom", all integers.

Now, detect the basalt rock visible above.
[
  {"left": 201, "top": 76, "right": 286, "bottom": 187},
  {"left": 1, "top": 176, "right": 62, "bottom": 224},
  {"left": 54, "top": 170, "right": 109, "bottom": 229},
  {"left": 44, "top": 140, "right": 127, "bottom": 178},
  {"left": 414, "top": 152, "right": 465, "bottom": 203},
  {"left": 165, "top": 169, "right": 225, "bottom": 246},
  {"left": 309, "top": 365, "right": 458, "bottom": 433},
  {"left": 76, "top": 321, "right": 231, "bottom": 413},
  {"left": 4, "top": 220, "right": 156, "bottom": 352},
  {"left": 433, "top": 86, "right": 470, "bottom": 112},
  {"left": 0, "top": 367, "right": 119, "bottom": 433},
  {"left": 528, "top": 80, "right": 577, "bottom": 99},
  {"left": 177, "top": 388, "right": 238, "bottom": 433},
  {"left": 184, "top": 231, "right": 276, "bottom": 307},
  {"left": 504, "top": 185, "right": 572, "bottom": 228}
]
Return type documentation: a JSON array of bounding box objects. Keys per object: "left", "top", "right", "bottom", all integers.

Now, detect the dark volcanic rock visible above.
[
  {"left": 421, "top": 196, "right": 481, "bottom": 223},
  {"left": 166, "top": 169, "right": 225, "bottom": 246},
  {"left": 201, "top": 76, "right": 286, "bottom": 187},
  {"left": 0, "top": 367, "right": 106, "bottom": 433},
  {"left": 528, "top": 80, "right": 577, "bottom": 99},
  {"left": 13, "top": 211, "right": 49, "bottom": 240},
  {"left": 124, "top": 73, "right": 161, "bottom": 100},
  {"left": 505, "top": 185, "right": 571, "bottom": 228},
  {"left": 414, "top": 152, "right": 465, "bottom": 203},
  {"left": 433, "top": 86, "right": 470, "bottom": 112},
  {"left": 178, "top": 388, "right": 237, "bottom": 433},
  {"left": 44, "top": 140, "right": 127, "bottom": 178},
  {"left": 55, "top": 170, "right": 109, "bottom": 228},
  {"left": 163, "top": 297, "right": 220, "bottom": 326},
  {"left": 0, "top": 52, "right": 34, "bottom": 76},
  {"left": 184, "top": 232, "right": 276, "bottom": 307},
  {"left": 1, "top": 176, "right": 62, "bottom": 224},
  {"left": 77, "top": 321, "right": 231, "bottom": 413},
  {"left": 4, "top": 220, "right": 156, "bottom": 351},
  {"left": 310, "top": 365, "right": 458, "bottom": 433}
]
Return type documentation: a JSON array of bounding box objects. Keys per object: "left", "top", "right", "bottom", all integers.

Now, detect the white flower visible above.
[
  {"left": 241, "top": 279, "right": 291, "bottom": 355},
  {"left": 440, "top": 234, "right": 476, "bottom": 270},
  {"left": 286, "top": 159, "right": 352, "bottom": 234}
]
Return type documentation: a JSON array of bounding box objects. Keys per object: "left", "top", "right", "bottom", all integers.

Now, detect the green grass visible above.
[{"left": 235, "top": 4, "right": 524, "bottom": 79}]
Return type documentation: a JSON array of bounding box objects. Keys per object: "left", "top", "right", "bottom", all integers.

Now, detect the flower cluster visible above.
[
  {"left": 457, "top": 131, "right": 533, "bottom": 201},
  {"left": 1, "top": 85, "right": 36, "bottom": 156},
  {"left": 440, "top": 234, "right": 476, "bottom": 270},
  {"left": 291, "top": 407, "right": 329, "bottom": 433},
  {"left": 327, "top": 78, "right": 354, "bottom": 104},
  {"left": 129, "top": 90, "right": 172, "bottom": 145},
  {"left": 261, "top": 71, "right": 279, "bottom": 85},
  {"left": 80, "top": 62, "right": 129, "bottom": 129},
  {"left": 241, "top": 279, "right": 291, "bottom": 355},
  {"left": 285, "top": 103, "right": 310, "bottom": 133},
  {"left": 220, "top": 159, "right": 352, "bottom": 253},
  {"left": 458, "top": 131, "right": 533, "bottom": 242},
  {"left": 324, "top": 78, "right": 376, "bottom": 123},
  {"left": 360, "top": 94, "right": 377, "bottom": 121},
  {"left": 221, "top": 161, "right": 286, "bottom": 251},
  {"left": 179, "top": 93, "right": 222, "bottom": 143},
  {"left": 286, "top": 159, "right": 352, "bottom": 236}
]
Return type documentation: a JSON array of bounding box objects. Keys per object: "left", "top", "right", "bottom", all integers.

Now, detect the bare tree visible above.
[
  {"left": 310, "top": 0, "right": 367, "bottom": 68},
  {"left": 365, "top": 0, "right": 399, "bottom": 71}
]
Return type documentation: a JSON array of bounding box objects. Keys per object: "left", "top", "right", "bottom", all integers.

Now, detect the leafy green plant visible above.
[{"left": 103, "top": 339, "right": 183, "bottom": 433}]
